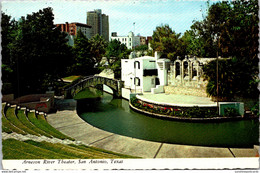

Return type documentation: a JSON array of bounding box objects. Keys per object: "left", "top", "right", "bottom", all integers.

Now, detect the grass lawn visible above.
[
  {"left": 16, "top": 110, "right": 52, "bottom": 138},
  {"left": 27, "top": 112, "right": 74, "bottom": 140},
  {"left": 5, "top": 107, "right": 40, "bottom": 136},
  {"left": 3, "top": 139, "right": 138, "bottom": 159},
  {"left": 62, "top": 75, "right": 81, "bottom": 82}
]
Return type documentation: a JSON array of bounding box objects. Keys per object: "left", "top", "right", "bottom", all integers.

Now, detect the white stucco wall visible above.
[
  {"left": 142, "top": 76, "right": 155, "bottom": 92},
  {"left": 121, "top": 88, "right": 131, "bottom": 100},
  {"left": 121, "top": 53, "right": 170, "bottom": 94}
]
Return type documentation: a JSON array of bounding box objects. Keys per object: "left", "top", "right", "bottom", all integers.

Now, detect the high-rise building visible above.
[
  {"left": 56, "top": 22, "right": 92, "bottom": 46},
  {"left": 87, "top": 9, "right": 109, "bottom": 41}
]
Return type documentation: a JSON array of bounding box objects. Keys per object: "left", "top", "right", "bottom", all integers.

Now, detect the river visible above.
[{"left": 76, "top": 88, "right": 259, "bottom": 148}]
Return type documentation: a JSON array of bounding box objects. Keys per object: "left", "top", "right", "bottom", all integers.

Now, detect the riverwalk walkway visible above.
[{"left": 47, "top": 99, "right": 258, "bottom": 158}]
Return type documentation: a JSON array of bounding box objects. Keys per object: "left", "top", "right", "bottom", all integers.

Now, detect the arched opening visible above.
[
  {"left": 175, "top": 62, "right": 180, "bottom": 77},
  {"left": 134, "top": 77, "right": 140, "bottom": 86},
  {"left": 183, "top": 61, "right": 189, "bottom": 78},
  {"left": 134, "top": 61, "right": 140, "bottom": 69}
]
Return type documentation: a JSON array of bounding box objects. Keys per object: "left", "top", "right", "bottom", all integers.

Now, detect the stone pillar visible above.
[
  {"left": 189, "top": 61, "right": 192, "bottom": 81},
  {"left": 181, "top": 60, "right": 184, "bottom": 84},
  {"left": 196, "top": 62, "right": 199, "bottom": 83}
]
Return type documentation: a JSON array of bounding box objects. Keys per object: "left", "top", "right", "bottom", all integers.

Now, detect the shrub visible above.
[{"left": 224, "top": 107, "right": 240, "bottom": 117}]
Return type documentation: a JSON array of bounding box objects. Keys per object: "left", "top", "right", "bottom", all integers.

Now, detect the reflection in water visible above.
[{"left": 76, "top": 89, "right": 259, "bottom": 148}]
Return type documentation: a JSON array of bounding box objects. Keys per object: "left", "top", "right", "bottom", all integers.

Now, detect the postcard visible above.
[{"left": 1, "top": 0, "right": 259, "bottom": 171}]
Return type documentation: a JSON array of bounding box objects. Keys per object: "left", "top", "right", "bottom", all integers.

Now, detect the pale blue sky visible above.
[{"left": 2, "top": 0, "right": 212, "bottom": 37}]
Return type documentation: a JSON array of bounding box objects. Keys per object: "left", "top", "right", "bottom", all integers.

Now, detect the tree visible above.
[
  {"left": 1, "top": 13, "right": 17, "bottom": 84},
  {"left": 150, "top": 24, "right": 186, "bottom": 61},
  {"left": 135, "top": 44, "right": 148, "bottom": 56},
  {"left": 104, "top": 39, "right": 129, "bottom": 79},
  {"left": 2, "top": 8, "right": 72, "bottom": 96},
  {"left": 89, "top": 34, "right": 108, "bottom": 68},
  {"left": 71, "top": 30, "right": 96, "bottom": 76},
  {"left": 197, "top": 1, "right": 259, "bottom": 101}
]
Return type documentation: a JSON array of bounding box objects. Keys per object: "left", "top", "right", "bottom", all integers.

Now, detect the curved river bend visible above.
[{"left": 76, "top": 89, "right": 259, "bottom": 148}]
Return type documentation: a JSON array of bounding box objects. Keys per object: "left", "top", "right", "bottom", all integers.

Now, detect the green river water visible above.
[{"left": 76, "top": 88, "right": 259, "bottom": 148}]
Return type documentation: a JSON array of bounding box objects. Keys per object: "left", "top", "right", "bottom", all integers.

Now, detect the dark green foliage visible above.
[
  {"left": 1, "top": 8, "right": 73, "bottom": 96},
  {"left": 150, "top": 24, "right": 186, "bottom": 61},
  {"left": 103, "top": 39, "right": 130, "bottom": 79},
  {"left": 70, "top": 30, "right": 96, "bottom": 76},
  {"left": 224, "top": 108, "right": 240, "bottom": 117},
  {"left": 131, "top": 97, "right": 221, "bottom": 118},
  {"left": 203, "top": 58, "right": 259, "bottom": 99},
  {"left": 89, "top": 34, "right": 108, "bottom": 68},
  {"left": 250, "top": 102, "right": 259, "bottom": 116}
]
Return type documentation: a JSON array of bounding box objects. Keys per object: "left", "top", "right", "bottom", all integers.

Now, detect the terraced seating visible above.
[
  {"left": 5, "top": 106, "right": 40, "bottom": 136},
  {"left": 2, "top": 103, "right": 27, "bottom": 135},
  {"left": 3, "top": 139, "right": 76, "bottom": 159},
  {"left": 3, "top": 138, "right": 135, "bottom": 159},
  {"left": 2, "top": 102, "right": 137, "bottom": 159},
  {"left": 16, "top": 109, "right": 52, "bottom": 138}
]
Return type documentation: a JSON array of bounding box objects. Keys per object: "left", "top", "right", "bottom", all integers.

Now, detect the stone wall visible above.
[
  {"left": 164, "top": 86, "right": 208, "bottom": 97},
  {"left": 9, "top": 93, "right": 54, "bottom": 113},
  {"left": 2, "top": 94, "right": 14, "bottom": 102}
]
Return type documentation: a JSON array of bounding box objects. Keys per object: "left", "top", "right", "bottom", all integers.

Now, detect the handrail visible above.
[{"left": 64, "top": 75, "right": 121, "bottom": 91}]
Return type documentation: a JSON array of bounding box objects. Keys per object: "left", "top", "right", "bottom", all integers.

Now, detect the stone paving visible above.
[
  {"left": 47, "top": 105, "right": 258, "bottom": 158},
  {"left": 138, "top": 93, "right": 217, "bottom": 107}
]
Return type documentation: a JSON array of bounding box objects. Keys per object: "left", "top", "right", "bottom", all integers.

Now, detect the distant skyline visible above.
[{"left": 2, "top": 0, "right": 214, "bottom": 37}]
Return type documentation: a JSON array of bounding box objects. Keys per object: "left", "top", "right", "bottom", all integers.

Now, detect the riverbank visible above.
[
  {"left": 47, "top": 99, "right": 259, "bottom": 158},
  {"left": 129, "top": 93, "right": 258, "bottom": 121}
]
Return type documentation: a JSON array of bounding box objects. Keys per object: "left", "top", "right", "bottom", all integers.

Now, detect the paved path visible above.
[
  {"left": 47, "top": 108, "right": 258, "bottom": 158},
  {"left": 138, "top": 93, "right": 217, "bottom": 107}
]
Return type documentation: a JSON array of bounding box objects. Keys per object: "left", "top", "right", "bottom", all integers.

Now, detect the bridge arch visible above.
[{"left": 64, "top": 76, "right": 124, "bottom": 99}]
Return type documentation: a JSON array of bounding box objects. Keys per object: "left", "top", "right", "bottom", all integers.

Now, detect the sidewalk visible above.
[{"left": 47, "top": 106, "right": 258, "bottom": 158}]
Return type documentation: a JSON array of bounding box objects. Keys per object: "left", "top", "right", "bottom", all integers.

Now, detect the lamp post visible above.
[{"left": 216, "top": 36, "right": 220, "bottom": 115}]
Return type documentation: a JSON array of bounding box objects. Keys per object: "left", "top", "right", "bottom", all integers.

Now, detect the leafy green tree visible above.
[
  {"left": 2, "top": 8, "right": 72, "bottom": 96},
  {"left": 150, "top": 24, "right": 186, "bottom": 61},
  {"left": 89, "top": 34, "right": 108, "bottom": 68},
  {"left": 1, "top": 12, "right": 18, "bottom": 92},
  {"left": 198, "top": 1, "right": 259, "bottom": 101},
  {"left": 135, "top": 45, "right": 148, "bottom": 56},
  {"left": 71, "top": 30, "right": 95, "bottom": 76},
  {"left": 104, "top": 39, "right": 129, "bottom": 79}
]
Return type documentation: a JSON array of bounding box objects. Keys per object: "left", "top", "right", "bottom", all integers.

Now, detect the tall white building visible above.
[
  {"left": 111, "top": 31, "right": 140, "bottom": 49},
  {"left": 121, "top": 52, "right": 170, "bottom": 94}
]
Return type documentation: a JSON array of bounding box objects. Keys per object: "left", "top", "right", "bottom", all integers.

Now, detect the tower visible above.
[{"left": 87, "top": 9, "right": 109, "bottom": 41}]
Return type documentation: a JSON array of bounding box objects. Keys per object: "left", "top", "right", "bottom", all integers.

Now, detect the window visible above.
[
  {"left": 129, "top": 38, "right": 131, "bottom": 41},
  {"left": 134, "top": 61, "right": 140, "bottom": 69},
  {"left": 134, "top": 77, "right": 140, "bottom": 86}
]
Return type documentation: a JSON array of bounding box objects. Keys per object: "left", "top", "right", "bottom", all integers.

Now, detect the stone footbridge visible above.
[{"left": 64, "top": 76, "right": 124, "bottom": 99}]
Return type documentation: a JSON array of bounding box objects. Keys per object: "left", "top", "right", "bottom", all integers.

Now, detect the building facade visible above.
[
  {"left": 56, "top": 22, "right": 92, "bottom": 46},
  {"left": 87, "top": 9, "right": 109, "bottom": 41},
  {"left": 167, "top": 56, "right": 216, "bottom": 88},
  {"left": 111, "top": 31, "right": 141, "bottom": 49},
  {"left": 121, "top": 52, "right": 170, "bottom": 93}
]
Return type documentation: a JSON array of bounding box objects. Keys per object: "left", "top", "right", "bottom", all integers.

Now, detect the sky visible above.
[{"left": 1, "top": 0, "right": 212, "bottom": 37}]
